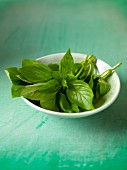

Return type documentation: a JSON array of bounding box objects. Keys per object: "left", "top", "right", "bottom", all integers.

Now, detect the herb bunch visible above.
[{"left": 5, "top": 49, "right": 121, "bottom": 113}]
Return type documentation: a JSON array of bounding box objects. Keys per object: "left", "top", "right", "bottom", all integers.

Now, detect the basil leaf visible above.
[
  {"left": 40, "top": 93, "right": 59, "bottom": 111},
  {"left": 11, "top": 85, "right": 25, "bottom": 98},
  {"left": 40, "top": 79, "right": 61, "bottom": 111},
  {"left": 98, "top": 79, "right": 110, "bottom": 96},
  {"left": 59, "top": 93, "right": 72, "bottom": 113},
  {"left": 71, "top": 103, "right": 79, "bottom": 113},
  {"left": 22, "top": 59, "right": 40, "bottom": 67},
  {"left": 72, "top": 63, "right": 82, "bottom": 76},
  {"left": 21, "top": 83, "right": 45, "bottom": 100},
  {"left": 5, "top": 67, "right": 28, "bottom": 85},
  {"left": 21, "top": 79, "right": 61, "bottom": 101},
  {"left": 66, "top": 80, "right": 94, "bottom": 110},
  {"left": 59, "top": 48, "right": 74, "bottom": 78},
  {"left": 18, "top": 64, "right": 53, "bottom": 83},
  {"left": 40, "top": 79, "right": 61, "bottom": 92},
  {"left": 48, "top": 64, "right": 59, "bottom": 71}
]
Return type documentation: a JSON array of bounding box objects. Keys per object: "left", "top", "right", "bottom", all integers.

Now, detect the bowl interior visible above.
[{"left": 22, "top": 53, "right": 120, "bottom": 118}]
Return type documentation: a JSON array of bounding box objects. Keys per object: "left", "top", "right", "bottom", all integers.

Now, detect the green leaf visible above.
[
  {"left": 59, "top": 93, "right": 72, "bottom": 113},
  {"left": 40, "top": 79, "right": 61, "bottom": 92},
  {"left": 5, "top": 67, "right": 28, "bottom": 85},
  {"left": 72, "top": 63, "right": 82, "bottom": 76},
  {"left": 40, "top": 79, "right": 61, "bottom": 111},
  {"left": 18, "top": 63, "right": 53, "bottom": 83},
  {"left": 22, "top": 59, "right": 40, "bottom": 67},
  {"left": 40, "top": 93, "right": 59, "bottom": 111},
  {"left": 98, "top": 79, "right": 110, "bottom": 96},
  {"left": 66, "top": 80, "right": 94, "bottom": 110},
  {"left": 59, "top": 48, "right": 74, "bottom": 78},
  {"left": 21, "top": 79, "right": 61, "bottom": 101},
  {"left": 11, "top": 85, "right": 25, "bottom": 98},
  {"left": 71, "top": 103, "right": 79, "bottom": 113},
  {"left": 48, "top": 64, "right": 59, "bottom": 71},
  {"left": 21, "top": 83, "right": 45, "bottom": 100}
]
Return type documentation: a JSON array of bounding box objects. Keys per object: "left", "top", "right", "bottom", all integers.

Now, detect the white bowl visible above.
[{"left": 22, "top": 53, "right": 121, "bottom": 118}]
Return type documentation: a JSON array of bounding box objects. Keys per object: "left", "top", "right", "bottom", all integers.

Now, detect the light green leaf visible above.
[{"left": 59, "top": 93, "right": 72, "bottom": 113}]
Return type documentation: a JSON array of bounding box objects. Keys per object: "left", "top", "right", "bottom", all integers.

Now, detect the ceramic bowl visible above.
[{"left": 22, "top": 53, "right": 121, "bottom": 118}]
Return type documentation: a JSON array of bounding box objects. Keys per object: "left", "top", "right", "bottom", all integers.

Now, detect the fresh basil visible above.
[{"left": 5, "top": 49, "right": 121, "bottom": 113}]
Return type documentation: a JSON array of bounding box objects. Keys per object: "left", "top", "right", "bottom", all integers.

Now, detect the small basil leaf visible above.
[
  {"left": 71, "top": 103, "right": 79, "bottom": 113},
  {"left": 66, "top": 80, "right": 94, "bottom": 110},
  {"left": 72, "top": 63, "right": 82, "bottom": 76},
  {"left": 11, "top": 85, "right": 25, "bottom": 98},
  {"left": 18, "top": 64, "right": 53, "bottom": 83},
  {"left": 59, "top": 93, "right": 72, "bottom": 113},
  {"left": 98, "top": 79, "right": 110, "bottom": 96},
  {"left": 88, "top": 76, "right": 94, "bottom": 89},
  {"left": 59, "top": 48, "right": 74, "bottom": 78},
  {"left": 22, "top": 59, "right": 40, "bottom": 67},
  {"left": 93, "top": 98, "right": 106, "bottom": 109}
]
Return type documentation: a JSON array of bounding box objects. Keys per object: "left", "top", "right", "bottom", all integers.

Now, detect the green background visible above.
[{"left": 0, "top": 0, "right": 127, "bottom": 169}]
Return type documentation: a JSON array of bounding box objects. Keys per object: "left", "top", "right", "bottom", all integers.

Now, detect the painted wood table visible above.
[{"left": 0, "top": 0, "right": 127, "bottom": 169}]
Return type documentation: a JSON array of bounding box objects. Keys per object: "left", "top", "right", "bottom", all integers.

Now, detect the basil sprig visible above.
[{"left": 5, "top": 49, "right": 122, "bottom": 113}]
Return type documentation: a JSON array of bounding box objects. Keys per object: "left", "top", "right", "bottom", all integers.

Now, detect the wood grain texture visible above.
[{"left": 0, "top": 0, "right": 127, "bottom": 170}]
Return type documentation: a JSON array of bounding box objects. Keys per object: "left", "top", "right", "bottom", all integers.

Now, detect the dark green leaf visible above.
[
  {"left": 59, "top": 93, "right": 72, "bottom": 113},
  {"left": 66, "top": 80, "right": 94, "bottom": 110},
  {"left": 59, "top": 48, "right": 74, "bottom": 78},
  {"left": 72, "top": 63, "right": 82, "bottom": 76},
  {"left": 48, "top": 64, "right": 59, "bottom": 71}
]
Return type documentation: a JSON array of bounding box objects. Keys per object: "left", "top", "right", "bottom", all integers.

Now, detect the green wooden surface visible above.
[{"left": 0, "top": 0, "right": 127, "bottom": 169}]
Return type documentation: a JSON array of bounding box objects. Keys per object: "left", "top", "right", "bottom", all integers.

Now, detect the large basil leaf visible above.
[
  {"left": 59, "top": 48, "right": 74, "bottom": 78},
  {"left": 66, "top": 80, "right": 94, "bottom": 110},
  {"left": 18, "top": 63, "right": 53, "bottom": 83},
  {"left": 22, "top": 59, "right": 41, "bottom": 67},
  {"left": 21, "top": 79, "right": 61, "bottom": 100}
]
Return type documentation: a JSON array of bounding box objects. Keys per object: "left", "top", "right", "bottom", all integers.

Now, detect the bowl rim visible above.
[{"left": 22, "top": 52, "right": 121, "bottom": 118}]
